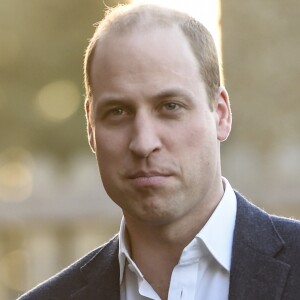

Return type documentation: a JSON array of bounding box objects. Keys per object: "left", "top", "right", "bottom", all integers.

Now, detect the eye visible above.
[
  {"left": 101, "top": 107, "right": 127, "bottom": 122},
  {"left": 159, "top": 100, "right": 187, "bottom": 118},
  {"left": 163, "top": 102, "right": 180, "bottom": 111},
  {"left": 110, "top": 107, "right": 124, "bottom": 115}
]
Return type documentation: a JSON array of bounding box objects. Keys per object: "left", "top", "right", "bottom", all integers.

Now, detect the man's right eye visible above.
[{"left": 110, "top": 107, "right": 124, "bottom": 115}]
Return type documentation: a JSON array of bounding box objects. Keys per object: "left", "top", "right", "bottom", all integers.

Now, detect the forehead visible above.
[
  {"left": 91, "top": 25, "right": 199, "bottom": 79},
  {"left": 88, "top": 25, "right": 208, "bottom": 110}
]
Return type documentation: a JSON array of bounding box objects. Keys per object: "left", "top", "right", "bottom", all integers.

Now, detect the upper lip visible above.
[{"left": 127, "top": 170, "right": 172, "bottom": 179}]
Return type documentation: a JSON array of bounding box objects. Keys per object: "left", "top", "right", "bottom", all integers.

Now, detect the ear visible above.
[
  {"left": 85, "top": 99, "right": 96, "bottom": 153},
  {"left": 214, "top": 87, "right": 232, "bottom": 142}
]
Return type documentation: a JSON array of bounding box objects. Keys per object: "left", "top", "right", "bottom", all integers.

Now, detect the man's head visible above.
[
  {"left": 84, "top": 3, "right": 231, "bottom": 228},
  {"left": 84, "top": 3, "right": 221, "bottom": 110}
]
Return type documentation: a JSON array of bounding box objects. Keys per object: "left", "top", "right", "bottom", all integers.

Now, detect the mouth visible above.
[{"left": 127, "top": 170, "right": 172, "bottom": 187}]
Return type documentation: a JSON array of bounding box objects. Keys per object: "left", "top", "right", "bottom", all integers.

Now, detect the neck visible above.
[
  {"left": 122, "top": 178, "right": 224, "bottom": 299},
  {"left": 124, "top": 179, "right": 224, "bottom": 252},
  {"left": 123, "top": 195, "right": 222, "bottom": 299}
]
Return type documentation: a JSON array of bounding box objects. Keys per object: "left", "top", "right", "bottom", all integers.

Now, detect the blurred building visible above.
[
  {"left": 0, "top": 0, "right": 299, "bottom": 299},
  {"left": 222, "top": 0, "right": 300, "bottom": 215}
]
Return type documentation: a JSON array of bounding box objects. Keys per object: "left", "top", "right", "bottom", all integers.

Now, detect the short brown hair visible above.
[{"left": 84, "top": 3, "right": 221, "bottom": 106}]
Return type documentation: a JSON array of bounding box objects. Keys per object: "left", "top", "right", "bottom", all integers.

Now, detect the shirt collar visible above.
[
  {"left": 118, "top": 177, "right": 237, "bottom": 281},
  {"left": 118, "top": 218, "right": 127, "bottom": 283},
  {"left": 197, "top": 177, "right": 237, "bottom": 271},
  {"left": 119, "top": 218, "right": 144, "bottom": 283}
]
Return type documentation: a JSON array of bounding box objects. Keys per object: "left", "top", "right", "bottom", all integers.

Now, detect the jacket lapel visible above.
[
  {"left": 229, "top": 193, "right": 290, "bottom": 300},
  {"left": 68, "top": 193, "right": 291, "bottom": 300},
  {"left": 70, "top": 236, "right": 120, "bottom": 300}
]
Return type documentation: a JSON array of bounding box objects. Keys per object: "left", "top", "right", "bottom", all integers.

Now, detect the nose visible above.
[{"left": 129, "top": 112, "right": 162, "bottom": 158}]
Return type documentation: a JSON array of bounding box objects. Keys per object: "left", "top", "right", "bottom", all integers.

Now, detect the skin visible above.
[{"left": 86, "top": 25, "right": 231, "bottom": 299}]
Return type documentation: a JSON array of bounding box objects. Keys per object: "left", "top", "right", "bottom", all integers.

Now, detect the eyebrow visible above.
[
  {"left": 96, "top": 96, "right": 127, "bottom": 106},
  {"left": 153, "top": 88, "right": 194, "bottom": 102}
]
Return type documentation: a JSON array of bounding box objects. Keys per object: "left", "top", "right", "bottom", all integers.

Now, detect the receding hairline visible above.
[
  {"left": 98, "top": 4, "right": 196, "bottom": 33},
  {"left": 88, "top": 23, "right": 202, "bottom": 101},
  {"left": 84, "top": 3, "right": 221, "bottom": 107},
  {"left": 88, "top": 4, "right": 200, "bottom": 53}
]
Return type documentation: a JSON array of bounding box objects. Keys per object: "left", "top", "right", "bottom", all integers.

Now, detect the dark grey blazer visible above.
[{"left": 18, "top": 193, "right": 300, "bottom": 300}]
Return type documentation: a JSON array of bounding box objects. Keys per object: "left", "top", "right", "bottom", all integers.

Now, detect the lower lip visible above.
[{"left": 130, "top": 176, "right": 170, "bottom": 187}]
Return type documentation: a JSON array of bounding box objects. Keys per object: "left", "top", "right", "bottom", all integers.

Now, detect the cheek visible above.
[
  {"left": 94, "top": 128, "right": 130, "bottom": 184},
  {"left": 176, "top": 122, "right": 218, "bottom": 168},
  {"left": 180, "top": 120, "right": 216, "bottom": 149},
  {"left": 94, "top": 128, "right": 126, "bottom": 157}
]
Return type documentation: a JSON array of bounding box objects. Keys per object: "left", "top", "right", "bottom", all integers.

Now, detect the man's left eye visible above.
[{"left": 164, "top": 103, "right": 179, "bottom": 111}]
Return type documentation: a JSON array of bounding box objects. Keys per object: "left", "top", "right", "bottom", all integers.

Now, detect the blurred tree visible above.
[
  {"left": 0, "top": 0, "right": 127, "bottom": 162},
  {"left": 222, "top": 0, "right": 300, "bottom": 154}
]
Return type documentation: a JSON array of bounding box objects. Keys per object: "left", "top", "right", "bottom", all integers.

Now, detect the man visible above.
[{"left": 19, "top": 3, "right": 300, "bottom": 300}]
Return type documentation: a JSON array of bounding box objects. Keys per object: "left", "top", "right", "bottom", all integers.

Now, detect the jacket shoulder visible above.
[
  {"left": 271, "top": 215, "right": 300, "bottom": 249},
  {"left": 17, "top": 235, "right": 119, "bottom": 300},
  {"left": 232, "top": 192, "right": 300, "bottom": 298},
  {"left": 235, "top": 191, "right": 300, "bottom": 248},
  {"left": 271, "top": 214, "right": 300, "bottom": 230}
]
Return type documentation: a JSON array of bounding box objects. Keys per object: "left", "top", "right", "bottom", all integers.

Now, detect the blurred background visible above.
[{"left": 0, "top": 0, "right": 299, "bottom": 298}]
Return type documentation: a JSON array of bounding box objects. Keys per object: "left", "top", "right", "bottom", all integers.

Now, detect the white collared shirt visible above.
[{"left": 119, "top": 177, "right": 237, "bottom": 300}]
